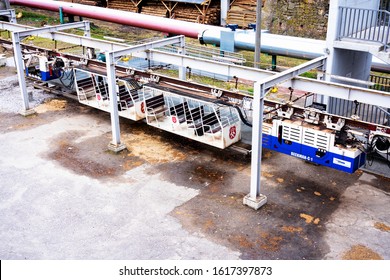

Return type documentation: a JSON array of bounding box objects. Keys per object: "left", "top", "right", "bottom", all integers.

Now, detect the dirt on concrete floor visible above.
[{"left": 1, "top": 68, "right": 390, "bottom": 259}]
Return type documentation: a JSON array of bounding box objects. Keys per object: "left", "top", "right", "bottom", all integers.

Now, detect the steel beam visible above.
[
  {"left": 104, "top": 36, "right": 185, "bottom": 152},
  {"left": 15, "top": 21, "right": 90, "bottom": 38},
  {"left": 146, "top": 50, "right": 274, "bottom": 81},
  {"left": 243, "top": 56, "right": 326, "bottom": 210},
  {"left": 109, "top": 36, "right": 185, "bottom": 58},
  {"left": 254, "top": 0, "right": 262, "bottom": 69},
  {"left": 0, "top": 22, "right": 128, "bottom": 51},
  {"left": 260, "top": 56, "right": 327, "bottom": 89},
  {"left": 0, "top": 9, "right": 16, "bottom": 23},
  {"left": 287, "top": 77, "right": 390, "bottom": 108}
]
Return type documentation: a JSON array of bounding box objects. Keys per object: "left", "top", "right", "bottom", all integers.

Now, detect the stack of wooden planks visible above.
[
  {"left": 227, "top": 0, "right": 261, "bottom": 27},
  {"left": 68, "top": 0, "right": 220, "bottom": 25},
  {"left": 141, "top": 1, "right": 168, "bottom": 17},
  {"left": 61, "top": 0, "right": 102, "bottom": 6},
  {"left": 173, "top": 3, "right": 219, "bottom": 25},
  {"left": 107, "top": 0, "right": 138, "bottom": 12}
]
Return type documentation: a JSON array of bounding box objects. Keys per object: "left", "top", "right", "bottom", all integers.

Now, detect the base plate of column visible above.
[
  {"left": 243, "top": 194, "right": 267, "bottom": 210},
  {"left": 20, "top": 108, "right": 36, "bottom": 117},
  {"left": 107, "top": 142, "right": 127, "bottom": 153}
]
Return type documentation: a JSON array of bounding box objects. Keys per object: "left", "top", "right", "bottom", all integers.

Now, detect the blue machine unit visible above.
[
  {"left": 25, "top": 55, "right": 63, "bottom": 81},
  {"left": 261, "top": 119, "right": 366, "bottom": 173}
]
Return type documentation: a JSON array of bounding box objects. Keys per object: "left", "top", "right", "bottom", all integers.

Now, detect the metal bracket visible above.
[
  {"left": 323, "top": 115, "right": 345, "bottom": 131},
  {"left": 277, "top": 106, "right": 294, "bottom": 119},
  {"left": 211, "top": 88, "right": 223, "bottom": 98},
  {"left": 304, "top": 108, "right": 321, "bottom": 124}
]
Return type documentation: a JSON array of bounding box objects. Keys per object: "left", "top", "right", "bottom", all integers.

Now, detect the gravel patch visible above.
[{"left": 0, "top": 73, "right": 55, "bottom": 114}]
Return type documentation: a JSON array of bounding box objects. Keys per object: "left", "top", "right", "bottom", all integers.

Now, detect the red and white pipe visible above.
[{"left": 9, "top": 0, "right": 222, "bottom": 38}]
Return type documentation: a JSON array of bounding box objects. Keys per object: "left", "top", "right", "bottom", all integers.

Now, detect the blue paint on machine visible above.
[{"left": 262, "top": 134, "right": 366, "bottom": 173}]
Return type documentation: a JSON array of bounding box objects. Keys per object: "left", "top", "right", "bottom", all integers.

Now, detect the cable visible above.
[
  {"left": 367, "top": 135, "right": 390, "bottom": 168},
  {"left": 59, "top": 68, "right": 75, "bottom": 89},
  {"left": 233, "top": 105, "right": 252, "bottom": 127}
]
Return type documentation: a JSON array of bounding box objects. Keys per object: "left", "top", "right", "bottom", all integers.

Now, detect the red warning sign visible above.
[{"left": 229, "top": 126, "right": 237, "bottom": 139}]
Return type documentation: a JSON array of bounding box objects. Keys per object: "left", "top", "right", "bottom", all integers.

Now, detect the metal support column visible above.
[
  {"left": 178, "top": 36, "right": 186, "bottom": 80},
  {"left": 254, "top": 0, "right": 262, "bottom": 69},
  {"left": 59, "top": 7, "right": 64, "bottom": 24},
  {"left": 11, "top": 31, "right": 35, "bottom": 116},
  {"left": 220, "top": 0, "right": 230, "bottom": 26},
  {"left": 243, "top": 81, "right": 267, "bottom": 209},
  {"left": 106, "top": 52, "right": 126, "bottom": 153},
  {"left": 271, "top": 55, "right": 277, "bottom": 71}
]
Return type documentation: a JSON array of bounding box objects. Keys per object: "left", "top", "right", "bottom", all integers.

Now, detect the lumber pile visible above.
[
  {"left": 173, "top": 3, "right": 219, "bottom": 25},
  {"left": 141, "top": 1, "right": 168, "bottom": 17},
  {"left": 65, "top": 0, "right": 220, "bottom": 25},
  {"left": 107, "top": 0, "right": 138, "bottom": 12},
  {"left": 61, "top": 0, "right": 102, "bottom": 6},
  {"left": 227, "top": 0, "right": 260, "bottom": 27}
]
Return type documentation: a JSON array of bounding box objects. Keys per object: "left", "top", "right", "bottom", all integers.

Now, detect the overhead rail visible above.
[
  {"left": 2, "top": 19, "right": 390, "bottom": 108},
  {"left": 8, "top": 0, "right": 390, "bottom": 73}
]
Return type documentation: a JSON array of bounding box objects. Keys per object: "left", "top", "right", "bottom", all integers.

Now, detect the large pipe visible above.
[
  {"left": 200, "top": 28, "right": 325, "bottom": 59},
  {"left": 9, "top": 0, "right": 223, "bottom": 38},
  {"left": 8, "top": 0, "right": 327, "bottom": 59}
]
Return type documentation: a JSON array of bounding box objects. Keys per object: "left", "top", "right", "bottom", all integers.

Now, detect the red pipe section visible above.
[{"left": 9, "top": 0, "right": 220, "bottom": 38}]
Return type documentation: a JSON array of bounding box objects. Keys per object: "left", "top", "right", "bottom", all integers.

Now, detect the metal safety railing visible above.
[
  {"left": 328, "top": 98, "right": 390, "bottom": 126},
  {"left": 337, "top": 6, "right": 390, "bottom": 51},
  {"left": 370, "top": 74, "right": 390, "bottom": 92}
]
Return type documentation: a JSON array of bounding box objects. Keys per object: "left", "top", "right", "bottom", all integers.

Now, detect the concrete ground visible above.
[{"left": 0, "top": 66, "right": 390, "bottom": 260}]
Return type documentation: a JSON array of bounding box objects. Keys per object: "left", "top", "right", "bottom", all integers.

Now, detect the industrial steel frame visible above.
[{"left": 2, "top": 19, "right": 390, "bottom": 210}]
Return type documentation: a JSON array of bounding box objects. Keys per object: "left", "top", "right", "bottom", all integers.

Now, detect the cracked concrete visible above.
[
  {"left": 324, "top": 173, "right": 390, "bottom": 259},
  {"left": 0, "top": 115, "right": 240, "bottom": 259}
]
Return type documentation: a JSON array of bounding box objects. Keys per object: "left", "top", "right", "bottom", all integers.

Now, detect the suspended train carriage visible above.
[
  {"left": 73, "top": 66, "right": 242, "bottom": 149},
  {"left": 74, "top": 66, "right": 146, "bottom": 121},
  {"left": 23, "top": 53, "right": 389, "bottom": 175},
  {"left": 261, "top": 98, "right": 390, "bottom": 173}
]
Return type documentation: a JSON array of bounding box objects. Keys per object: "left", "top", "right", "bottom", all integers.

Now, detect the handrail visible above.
[{"left": 337, "top": 6, "right": 390, "bottom": 51}]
